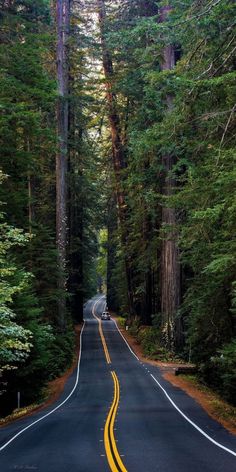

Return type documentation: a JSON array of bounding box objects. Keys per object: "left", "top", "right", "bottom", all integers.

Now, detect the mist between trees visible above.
[{"left": 0, "top": 0, "right": 236, "bottom": 415}]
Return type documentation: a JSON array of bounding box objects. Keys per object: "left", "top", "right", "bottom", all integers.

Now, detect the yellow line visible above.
[
  {"left": 92, "top": 298, "right": 111, "bottom": 364},
  {"left": 100, "top": 323, "right": 111, "bottom": 364},
  {"left": 104, "top": 372, "right": 119, "bottom": 471},
  {"left": 104, "top": 371, "right": 128, "bottom": 472},
  {"left": 110, "top": 373, "right": 127, "bottom": 472},
  {"left": 92, "top": 301, "right": 127, "bottom": 470}
]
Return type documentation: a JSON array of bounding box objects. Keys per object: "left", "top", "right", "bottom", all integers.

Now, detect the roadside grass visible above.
[
  {"left": 0, "top": 403, "right": 43, "bottom": 426},
  {"left": 184, "top": 375, "right": 236, "bottom": 419},
  {"left": 117, "top": 317, "right": 126, "bottom": 328}
]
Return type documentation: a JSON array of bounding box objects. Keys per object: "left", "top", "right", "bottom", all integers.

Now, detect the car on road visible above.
[{"left": 101, "top": 311, "right": 111, "bottom": 320}]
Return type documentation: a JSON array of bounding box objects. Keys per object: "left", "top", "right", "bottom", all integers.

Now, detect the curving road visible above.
[{"left": 0, "top": 295, "right": 236, "bottom": 471}]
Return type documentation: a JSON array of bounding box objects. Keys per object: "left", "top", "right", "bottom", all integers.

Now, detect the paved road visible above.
[{"left": 0, "top": 295, "right": 236, "bottom": 471}]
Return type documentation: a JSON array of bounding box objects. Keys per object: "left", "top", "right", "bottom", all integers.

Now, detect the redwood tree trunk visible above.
[
  {"left": 107, "top": 194, "right": 118, "bottom": 313},
  {"left": 159, "top": 6, "right": 182, "bottom": 349},
  {"left": 97, "top": 0, "right": 135, "bottom": 316},
  {"left": 68, "top": 96, "right": 84, "bottom": 323},
  {"left": 56, "top": 0, "right": 70, "bottom": 329}
]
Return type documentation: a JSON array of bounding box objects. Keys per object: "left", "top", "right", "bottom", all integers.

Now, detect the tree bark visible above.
[
  {"left": 97, "top": 0, "right": 135, "bottom": 316},
  {"left": 56, "top": 0, "right": 70, "bottom": 329},
  {"left": 107, "top": 194, "right": 118, "bottom": 312},
  {"left": 68, "top": 93, "right": 84, "bottom": 324},
  {"left": 159, "top": 5, "right": 182, "bottom": 349}
]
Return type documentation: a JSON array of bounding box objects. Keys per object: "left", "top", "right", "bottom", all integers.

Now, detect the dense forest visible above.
[{"left": 0, "top": 0, "right": 236, "bottom": 417}]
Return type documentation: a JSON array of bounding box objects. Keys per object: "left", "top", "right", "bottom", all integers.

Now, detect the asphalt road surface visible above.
[{"left": 0, "top": 295, "right": 236, "bottom": 471}]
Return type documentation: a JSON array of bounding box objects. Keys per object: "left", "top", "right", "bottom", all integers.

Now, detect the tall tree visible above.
[
  {"left": 106, "top": 194, "right": 118, "bottom": 312},
  {"left": 97, "top": 0, "right": 135, "bottom": 316},
  {"left": 159, "top": 5, "right": 182, "bottom": 349},
  {"left": 56, "top": 0, "right": 71, "bottom": 328}
]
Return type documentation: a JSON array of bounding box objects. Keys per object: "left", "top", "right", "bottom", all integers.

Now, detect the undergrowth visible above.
[{"left": 128, "top": 322, "right": 183, "bottom": 362}]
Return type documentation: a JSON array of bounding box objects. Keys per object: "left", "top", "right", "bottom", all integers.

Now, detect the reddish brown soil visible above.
[
  {"left": 114, "top": 316, "right": 236, "bottom": 435},
  {"left": 0, "top": 324, "right": 82, "bottom": 428}
]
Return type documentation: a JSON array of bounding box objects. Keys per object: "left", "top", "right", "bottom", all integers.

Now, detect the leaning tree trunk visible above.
[
  {"left": 97, "top": 0, "right": 135, "bottom": 316},
  {"left": 107, "top": 194, "right": 118, "bottom": 313},
  {"left": 56, "top": 0, "right": 70, "bottom": 330},
  {"left": 159, "top": 5, "right": 182, "bottom": 350}
]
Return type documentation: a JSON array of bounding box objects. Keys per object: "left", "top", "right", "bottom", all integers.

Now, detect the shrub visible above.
[
  {"left": 137, "top": 326, "right": 161, "bottom": 357},
  {"left": 210, "top": 340, "right": 236, "bottom": 405}
]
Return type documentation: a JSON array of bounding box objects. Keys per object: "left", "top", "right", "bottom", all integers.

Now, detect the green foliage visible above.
[
  {"left": 0, "top": 0, "right": 76, "bottom": 414},
  {"left": 0, "top": 172, "right": 59, "bottom": 406},
  {"left": 0, "top": 0, "right": 58, "bottom": 325},
  {"left": 12, "top": 326, "right": 74, "bottom": 405},
  {"left": 0, "top": 176, "right": 33, "bottom": 374},
  {"left": 201, "top": 341, "right": 236, "bottom": 406},
  {"left": 117, "top": 317, "right": 126, "bottom": 328},
  {"left": 129, "top": 322, "right": 179, "bottom": 362},
  {"left": 136, "top": 326, "right": 162, "bottom": 358},
  {"left": 45, "top": 329, "right": 75, "bottom": 380},
  {"left": 166, "top": 0, "right": 236, "bottom": 371}
]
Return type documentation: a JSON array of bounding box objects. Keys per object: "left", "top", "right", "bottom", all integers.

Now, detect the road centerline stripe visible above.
[
  {"left": 104, "top": 371, "right": 127, "bottom": 472},
  {"left": 92, "top": 297, "right": 111, "bottom": 364}
]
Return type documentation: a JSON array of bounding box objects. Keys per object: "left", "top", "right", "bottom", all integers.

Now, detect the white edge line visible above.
[
  {"left": 150, "top": 374, "right": 236, "bottom": 457},
  {"left": 112, "top": 318, "right": 139, "bottom": 361},
  {"left": 110, "top": 303, "right": 236, "bottom": 457},
  {"left": 0, "top": 321, "right": 86, "bottom": 452}
]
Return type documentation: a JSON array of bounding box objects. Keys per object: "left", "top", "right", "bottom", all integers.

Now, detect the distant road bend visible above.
[{"left": 0, "top": 295, "right": 236, "bottom": 471}]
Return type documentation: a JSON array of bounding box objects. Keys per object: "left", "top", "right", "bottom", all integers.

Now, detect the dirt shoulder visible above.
[
  {"left": 0, "top": 324, "right": 82, "bottom": 428},
  {"left": 114, "top": 316, "right": 236, "bottom": 435}
]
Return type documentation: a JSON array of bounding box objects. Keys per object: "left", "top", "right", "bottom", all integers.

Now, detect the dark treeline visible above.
[{"left": 0, "top": 0, "right": 236, "bottom": 415}]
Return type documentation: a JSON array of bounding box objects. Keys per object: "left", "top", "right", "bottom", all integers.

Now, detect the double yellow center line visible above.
[
  {"left": 92, "top": 298, "right": 128, "bottom": 471},
  {"left": 104, "top": 371, "right": 127, "bottom": 472},
  {"left": 99, "top": 320, "right": 111, "bottom": 364},
  {"left": 92, "top": 299, "right": 111, "bottom": 364}
]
